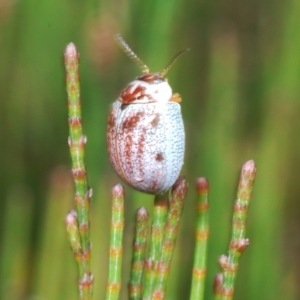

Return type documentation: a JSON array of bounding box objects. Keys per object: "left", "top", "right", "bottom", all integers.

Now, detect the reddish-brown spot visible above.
[
  {"left": 78, "top": 274, "right": 93, "bottom": 286},
  {"left": 150, "top": 179, "right": 159, "bottom": 192},
  {"left": 234, "top": 202, "right": 248, "bottom": 213},
  {"left": 107, "top": 112, "right": 116, "bottom": 157},
  {"left": 71, "top": 169, "right": 86, "bottom": 180},
  {"left": 68, "top": 117, "right": 82, "bottom": 127},
  {"left": 121, "top": 112, "right": 144, "bottom": 130},
  {"left": 138, "top": 73, "right": 164, "bottom": 83},
  {"left": 197, "top": 202, "right": 209, "bottom": 211},
  {"left": 107, "top": 112, "right": 115, "bottom": 128},
  {"left": 120, "top": 84, "right": 146, "bottom": 104},
  {"left": 106, "top": 282, "right": 121, "bottom": 292},
  {"left": 155, "top": 153, "right": 164, "bottom": 162},
  {"left": 124, "top": 134, "right": 133, "bottom": 167},
  {"left": 111, "top": 221, "right": 124, "bottom": 229},
  {"left": 109, "top": 247, "right": 123, "bottom": 256},
  {"left": 151, "top": 113, "right": 160, "bottom": 127},
  {"left": 137, "top": 128, "right": 146, "bottom": 181}
]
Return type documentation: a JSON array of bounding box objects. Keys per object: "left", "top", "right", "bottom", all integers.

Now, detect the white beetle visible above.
[{"left": 107, "top": 34, "right": 187, "bottom": 195}]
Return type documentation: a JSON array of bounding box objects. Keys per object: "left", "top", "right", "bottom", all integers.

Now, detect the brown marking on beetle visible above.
[
  {"left": 138, "top": 73, "right": 165, "bottom": 84},
  {"left": 124, "top": 133, "right": 133, "bottom": 166},
  {"left": 150, "top": 179, "right": 159, "bottom": 192},
  {"left": 155, "top": 153, "right": 164, "bottom": 162},
  {"left": 107, "top": 112, "right": 116, "bottom": 159},
  {"left": 120, "top": 84, "right": 146, "bottom": 104},
  {"left": 121, "top": 111, "right": 144, "bottom": 131},
  {"left": 107, "top": 110, "right": 125, "bottom": 177},
  {"left": 151, "top": 113, "right": 160, "bottom": 127},
  {"left": 107, "top": 111, "right": 115, "bottom": 128},
  {"left": 116, "top": 130, "right": 134, "bottom": 186},
  {"left": 134, "top": 127, "right": 146, "bottom": 186}
]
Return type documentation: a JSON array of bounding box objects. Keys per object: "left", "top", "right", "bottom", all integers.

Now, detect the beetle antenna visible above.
[
  {"left": 160, "top": 48, "right": 190, "bottom": 77},
  {"left": 115, "top": 34, "right": 149, "bottom": 74}
]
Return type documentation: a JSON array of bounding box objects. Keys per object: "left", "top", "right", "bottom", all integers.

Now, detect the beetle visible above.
[{"left": 107, "top": 34, "right": 188, "bottom": 195}]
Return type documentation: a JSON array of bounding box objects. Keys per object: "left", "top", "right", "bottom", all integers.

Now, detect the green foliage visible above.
[{"left": 0, "top": 0, "right": 299, "bottom": 299}]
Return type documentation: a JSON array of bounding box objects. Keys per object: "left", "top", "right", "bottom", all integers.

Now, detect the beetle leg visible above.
[{"left": 170, "top": 93, "right": 182, "bottom": 103}]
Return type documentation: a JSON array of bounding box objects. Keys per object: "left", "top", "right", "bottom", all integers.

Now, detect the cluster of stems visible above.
[
  {"left": 104, "top": 177, "right": 187, "bottom": 300},
  {"left": 128, "top": 177, "right": 188, "bottom": 300},
  {"left": 63, "top": 43, "right": 257, "bottom": 300},
  {"left": 64, "top": 43, "right": 93, "bottom": 300}
]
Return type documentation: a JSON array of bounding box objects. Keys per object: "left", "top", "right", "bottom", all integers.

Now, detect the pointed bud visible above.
[
  {"left": 196, "top": 177, "right": 209, "bottom": 195},
  {"left": 213, "top": 273, "right": 223, "bottom": 295}
]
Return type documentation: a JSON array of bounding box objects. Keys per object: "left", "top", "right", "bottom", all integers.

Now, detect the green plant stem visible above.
[
  {"left": 128, "top": 207, "right": 149, "bottom": 300},
  {"left": 143, "top": 193, "right": 168, "bottom": 299},
  {"left": 64, "top": 43, "right": 93, "bottom": 300},
  {"left": 216, "top": 160, "right": 256, "bottom": 300},
  {"left": 106, "top": 184, "right": 125, "bottom": 300},
  {"left": 151, "top": 177, "right": 188, "bottom": 300},
  {"left": 190, "top": 177, "right": 210, "bottom": 300}
]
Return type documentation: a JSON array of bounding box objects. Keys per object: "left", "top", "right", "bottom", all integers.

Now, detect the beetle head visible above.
[{"left": 115, "top": 34, "right": 188, "bottom": 104}]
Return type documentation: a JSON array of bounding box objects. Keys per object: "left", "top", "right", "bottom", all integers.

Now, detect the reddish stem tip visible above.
[
  {"left": 213, "top": 273, "right": 223, "bottom": 294},
  {"left": 65, "top": 209, "right": 78, "bottom": 225},
  {"left": 65, "top": 42, "right": 77, "bottom": 57},
  {"left": 242, "top": 160, "right": 256, "bottom": 178},
  {"left": 171, "top": 175, "right": 188, "bottom": 198},
  {"left": 137, "top": 207, "right": 148, "bottom": 218},
  {"left": 112, "top": 183, "right": 125, "bottom": 198},
  {"left": 196, "top": 177, "right": 209, "bottom": 194}
]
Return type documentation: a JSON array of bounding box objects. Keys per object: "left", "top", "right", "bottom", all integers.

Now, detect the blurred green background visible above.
[{"left": 0, "top": 0, "right": 300, "bottom": 299}]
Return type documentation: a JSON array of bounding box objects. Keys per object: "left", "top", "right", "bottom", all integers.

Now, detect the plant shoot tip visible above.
[
  {"left": 172, "top": 175, "right": 188, "bottom": 194},
  {"left": 137, "top": 207, "right": 148, "bottom": 217},
  {"left": 242, "top": 160, "right": 256, "bottom": 172},
  {"left": 196, "top": 177, "right": 209, "bottom": 194},
  {"left": 65, "top": 210, "right": 77, "bottom": 224},
  {"left": 112, "top": 183, "right": 125, "bottom": 197},
  {"left": 65, "top": 43, "right": 77, "bottom": 57},
  {"left": 213, "top": 273, "right": 223, "bottom": 294}
]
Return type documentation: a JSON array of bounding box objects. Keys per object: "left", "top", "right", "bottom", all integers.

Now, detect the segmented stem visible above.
[
  {"left": 216, "top": 160, "right": 256, "bottom": 300},
  {"left": 128, "top": 207, "right": 149, "bottom": 300},
  {"left": 64, "top": 43, "right": 93, "bottom": 300},
  {"left": 190, "top": 178, "right": 210, "bottom": 300},
  {"left": 151, "top": 177, "right": 188, "bottom": 300},
  {"left": 106, "top": 184, "right": 125, "bottom": 300},
  {"left": 143, "top": 193, "right": 168, "bottom": 299}
]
